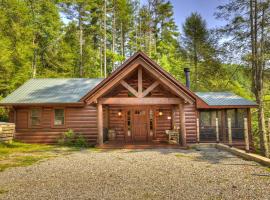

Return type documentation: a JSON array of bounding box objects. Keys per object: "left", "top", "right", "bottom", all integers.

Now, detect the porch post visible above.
[
  {"left": 244, "top": 118, "right": 250, "bottom": 152},
  {"left": 216, "top": 118, "right": 220, "bottom": 143},
  {"left": 228, "top": 118, "right": 232, "bottom": 147},
  {"left": 97, "top": 102, "right": 103, "bottom": 145},
  {"left": 179, "top": 103, "right": 186, "bottom": 146},
  {"left": 196, "top": 118, "right": 200, "bottom": 143}
]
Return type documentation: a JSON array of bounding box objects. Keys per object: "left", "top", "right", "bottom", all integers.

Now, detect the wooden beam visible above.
[
  {"left": 97, "top": 102, "right": 103, "bottom": 145},
  {"left": 196, "top": 118, "right": 200, "bottom": 143},
  {"left": 244, "top": 118, "right": 249, "bottom": 152},
  {"left": 179, "top": 103, "right": 186, "bottom": 146},
  {"left": 136, "top": 59, "right": 194, "bottom": 104},
  {"left": 138, "top": 67, "right": 143, "bottom": 97},
  {"left": 84, "top": 57, "right": 195, "bottom": 105},
  {"left": 228, "top": 118, "right": 232, "bottom": 147},
  {"left": 142, "top": 81, "right": 159, "bottom": 97},
  {"left": 85, "top": 60, "right": 141, "bottom": 104},
  {"left": 216, "top": 118, "right": 219, "bottom": 143},
  {"left": 100, "top": 97, "right": 182, "bottom": 105},
  {"left": 120, "top": 80, "right": 139, "bottom": 97}
]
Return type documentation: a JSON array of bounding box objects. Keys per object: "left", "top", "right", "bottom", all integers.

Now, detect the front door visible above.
[{"left": 132, "top": 109, "right": 148, "bottom": 142}]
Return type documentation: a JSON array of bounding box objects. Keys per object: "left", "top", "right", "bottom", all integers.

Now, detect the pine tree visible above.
[
  {"left": 182, "top": 12, "right": 210, "bottom": 90},
  {"left": 216, "top": 0, "right": 270, "bottom": 157}
]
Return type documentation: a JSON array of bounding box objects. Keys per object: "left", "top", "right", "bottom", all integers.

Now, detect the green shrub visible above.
[
  {"left": 58, "top": 129, "right": 88, "bottom": 148},
  {"left": 74, "top": 135, "right": 88, "bottom": 148}
]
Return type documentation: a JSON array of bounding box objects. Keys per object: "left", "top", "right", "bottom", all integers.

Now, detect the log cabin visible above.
[{"left": 0, "top": 51, "right": 257, "bottom": 148}]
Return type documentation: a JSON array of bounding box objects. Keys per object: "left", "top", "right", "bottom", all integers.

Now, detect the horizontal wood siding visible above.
[
  {"left": 108, "top": 105, "right": 125, "bottom": 141},
  {"left": 14, "top": 105, "right": 98, "bottom": 144},
  {"left": 155, "top": 106, "right": 172, "bottom": 142},
  {"left": 184, "top": 104, "right": 197, "bottom": 143}
]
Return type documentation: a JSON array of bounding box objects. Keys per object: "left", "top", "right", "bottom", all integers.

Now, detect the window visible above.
[
  {"left": 149, "top": 109, "right": 153, "bottom": 131},
  {"left": 54, "top": 109, "right": 65, "bottom": 126},
  {"left": 199, "top": 110, "right": 220, "bottom": 141},
  {"left": 200, "top": 111, "right": 216, "bottom": 127},
  {"left": 127, "top": 110, "right": 131, "bottom": 136},
  {"left": 226, "top": 109, "right": 247, "bottom": 128},
  {"left": 226, "top": 109, "right": 248, "bottom": 139},
  {"left": 31, "top": 108, "right": 41, "bottom": 126}
]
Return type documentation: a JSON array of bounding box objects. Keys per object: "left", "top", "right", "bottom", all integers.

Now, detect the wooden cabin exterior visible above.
[{"left": 0, "top": 52, "right": 257, "bottom": 147}]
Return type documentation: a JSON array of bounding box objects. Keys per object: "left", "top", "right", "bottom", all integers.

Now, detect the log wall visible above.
[
  {"left": 11, "top": 105, "right": 98, "bottom": 144},
  {"left": 0, "top": 122, "right": 15, "bottom": 142}
]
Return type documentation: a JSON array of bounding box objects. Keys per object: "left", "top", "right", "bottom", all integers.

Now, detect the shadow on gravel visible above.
[{"left": 99, "top": 147, "right": 238, "bottom": 165}]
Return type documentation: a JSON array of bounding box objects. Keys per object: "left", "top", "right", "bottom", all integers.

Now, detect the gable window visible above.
[
  {"left": 54, "top": 109, "right": 65, "bottom": 126},
  {"left": 31, "top": 108, "right": 41, "bottom": 126}
]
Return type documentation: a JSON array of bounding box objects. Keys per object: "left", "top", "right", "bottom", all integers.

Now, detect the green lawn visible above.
[{"left": 0, "top": 141, "right": 79, "bottom": 172}]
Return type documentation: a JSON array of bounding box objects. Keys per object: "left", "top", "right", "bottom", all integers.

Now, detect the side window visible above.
[
  {"left": 31, "top": 108, "right": 41, "bottom": 126},
  {"left": 54, "top": 109, "right": 65, "bottom": 126}
]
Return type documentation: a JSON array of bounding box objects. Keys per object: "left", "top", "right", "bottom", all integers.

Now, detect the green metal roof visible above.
[
  {"left": 195, "top": 92, "right": 257, "bottom": 106},
  {"left": 0, "top": 78, "right": 257, "bottom": 107},
  {"left": 0, "top": 78, "right": 103, "bottom": 104}
]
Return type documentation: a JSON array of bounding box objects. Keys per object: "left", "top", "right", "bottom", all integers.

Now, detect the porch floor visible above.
[{"left": 98, "top": 141, "right": 186, "bottom": 149}]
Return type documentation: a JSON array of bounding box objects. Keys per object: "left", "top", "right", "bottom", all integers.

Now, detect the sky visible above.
[
  {"left": 162, "top": 0, "right": 229, "bottom": 32},
  {"left": 61, "top": 0, "right": 229, "bottom": 32}
]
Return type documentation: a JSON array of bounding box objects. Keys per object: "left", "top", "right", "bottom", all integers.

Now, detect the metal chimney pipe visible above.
[{"left": 184, "top": 68, "right": 190, "bottom": 89}]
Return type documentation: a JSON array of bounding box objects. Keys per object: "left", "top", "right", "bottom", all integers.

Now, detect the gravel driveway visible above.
[{"left": 0, "top": 147, "right": 269, "bottom": 200}]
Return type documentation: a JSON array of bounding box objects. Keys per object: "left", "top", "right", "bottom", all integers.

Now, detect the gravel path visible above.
[{"left": 0, "top": 147, "right": 269, "bottom": 200}]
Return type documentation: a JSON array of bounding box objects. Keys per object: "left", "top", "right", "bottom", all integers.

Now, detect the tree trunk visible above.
[
  {"left": 194, "top": 42, "right": 198, "bottom": 91},
  {"left": 250, "top": 0, "right": 269, "bottom": 157},
  {"left": 78, "top": 4, "right": 83, "bottom": 77},
  {"left": 121, "top": 22, "right": 124, "bottom": 61},
  {"left": 104, "top": 0, "right": 107, "bottom": 77},
  {"left": 32, "top": 36, "right": 37, "bottom": 78},
  {"left": 112, "top": 0, "right": 116, "bottom": 71}
]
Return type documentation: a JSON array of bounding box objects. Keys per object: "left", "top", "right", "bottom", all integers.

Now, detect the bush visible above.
[
  {"left": 58, "top": 129, "right": 88, "bottom": 148},
  {"left": 0, "top": 107, "right": 8, "bottom": 122},
  {"left": 74, "top": 135, "right": 88, "bottom": 148}
]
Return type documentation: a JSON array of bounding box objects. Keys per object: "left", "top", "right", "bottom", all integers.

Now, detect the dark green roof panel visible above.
[
  {"left": 0, "top": 78, "right": 103, "bottom": 104},
  {"left": 195, "top": 92, "right": 257, "bottom": 106}
]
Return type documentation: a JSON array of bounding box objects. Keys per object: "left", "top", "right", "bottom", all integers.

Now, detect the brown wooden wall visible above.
[
  {"left": 155, "top": 106, "right": 172, "bottom": 142},
  {"left": 10, "top": 105, "right": 98, "bottom": 144},
  {"left": 184, "top": 104, "right": 197, "bottom": 143},
  {"left": 108, "top": 105, "right": 125, "bottom": 141},
  {"left": 10, "top": 102, "right": 198, "bottom": 145},
  {"left": 172, "top": 104, "right": 197, "bottom": 144}
]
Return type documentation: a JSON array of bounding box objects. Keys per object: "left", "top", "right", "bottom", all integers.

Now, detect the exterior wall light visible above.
[
  {"left": 158, "top": 110, "right": 163, "bottom": 116},
  {"left": 167, "top": 116, "right": 171, "bottom": 120},
  {"left": 118, "top": 110, "right": 122, "bottom": 116}
]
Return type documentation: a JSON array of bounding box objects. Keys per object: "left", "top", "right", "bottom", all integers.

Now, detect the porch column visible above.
[
  {"left": 179, "top": 103, "right": 186, "bottom": 146},
  {"left": 97, "top": 102, "right": 103, "bottom": 145}
]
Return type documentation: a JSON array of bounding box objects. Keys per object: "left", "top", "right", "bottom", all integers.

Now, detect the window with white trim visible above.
[
  {"left": 31, "top": 108, "right": 41, "bottom": 126},
  {"left": 54, "top": 109, "right": 65, "bottom": 126}
]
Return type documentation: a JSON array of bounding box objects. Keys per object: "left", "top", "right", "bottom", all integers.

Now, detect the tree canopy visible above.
[{"left": 0, "top": 0, "right": 269, "bottom": 155}]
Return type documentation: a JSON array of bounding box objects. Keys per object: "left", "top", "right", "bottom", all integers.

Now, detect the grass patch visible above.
[
  {"left": 0, "top": 188, "right": 7, "bottom": 194},
  {"left": 0, "top": 141, "right": 80, "bottom": 172},
  {"left": 0, "top": 142, "right": 54, "bottom": 155},
  {"left": 88, "top": 147, "right": 103, "bottom": 152},
  {"left": 175, "top": 153, "right": 190, "bottom": 158}
]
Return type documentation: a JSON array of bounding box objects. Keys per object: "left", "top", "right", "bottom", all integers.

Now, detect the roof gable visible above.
[{"left": 81, "top": 51, "right": 196, "bottom": 104}]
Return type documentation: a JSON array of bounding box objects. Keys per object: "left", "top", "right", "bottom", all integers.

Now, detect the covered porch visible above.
[
  {"left": 98, "top": 102, "right": 187, "bottom": 147},
  {"left": 92, "top": 64, "right": 195, "bottom": 147}
]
